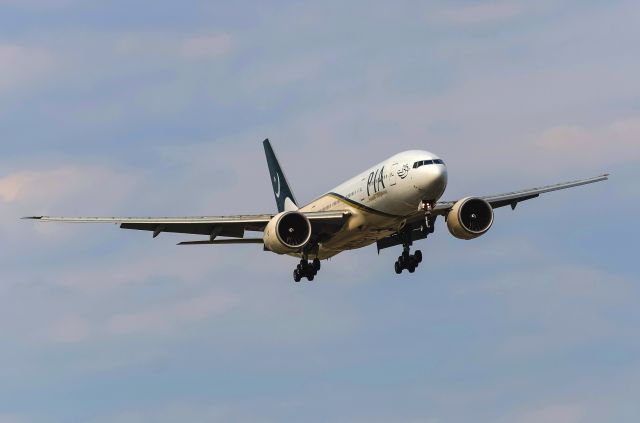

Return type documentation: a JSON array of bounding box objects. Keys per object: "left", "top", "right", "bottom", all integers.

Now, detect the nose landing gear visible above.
[
  {"left": 394, "top": 247, "right": 422, "bottom": 274},
  {"left": 293, "top": 257, "right": 321, "bottom": 282}
]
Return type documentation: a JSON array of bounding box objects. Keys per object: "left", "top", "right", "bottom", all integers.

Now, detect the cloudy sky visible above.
[{"left": 1, "top": 1, "right": 639, "bottom": 422}]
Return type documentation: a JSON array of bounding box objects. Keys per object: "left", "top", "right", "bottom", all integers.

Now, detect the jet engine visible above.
[
  {"left": 263, "top": 211, "right": 312, "bottom": 254},
  {"left": 447, "top": 197, "right": 494, "bottom": 240}
]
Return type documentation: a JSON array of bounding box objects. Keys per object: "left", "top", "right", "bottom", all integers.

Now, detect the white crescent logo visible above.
[{"left": 274, "top": 174, "right": 281, "bottom": 198}]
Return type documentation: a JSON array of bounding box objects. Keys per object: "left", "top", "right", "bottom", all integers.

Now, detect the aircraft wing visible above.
[
  {"left": 24, "top": 211, "right": 350, "bottom": 240},
  {"left": 384, "top": 174, "right": 609, "bottom": 251},
  {"left": 431, "top": 173, "right": 609, "bottom": 215},
  {"left": 383, "top": 174, "right": 609, "bottom": 252}
]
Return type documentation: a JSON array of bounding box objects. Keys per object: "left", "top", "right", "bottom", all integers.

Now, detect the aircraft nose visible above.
[
  {"left": 431, "top": 164, "right": 448, "bottom": 192},
  {"left": 416, "top": 163, "right": 448, "bottom": 199}
]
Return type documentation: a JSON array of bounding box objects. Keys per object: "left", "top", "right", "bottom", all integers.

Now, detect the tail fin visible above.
[{"left": 263, "top": 139, "right": 298, "bottom": 212}]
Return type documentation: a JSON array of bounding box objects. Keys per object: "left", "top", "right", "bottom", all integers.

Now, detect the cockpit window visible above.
[
  {"left": 434, "top": 159, "right": 444, "bottom": 165},
  {"left": 413, "top": 159, "right": 437, "bottom": 169}
]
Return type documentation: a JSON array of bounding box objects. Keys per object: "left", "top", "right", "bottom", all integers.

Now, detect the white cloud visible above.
[
  {"left": 181, "top": 33, "right": 234, "bottom": 60},
  {"left": 0, "top": 172, "right": 26, "bottom": 203},
  {"left": 114, "top": 32, "right": 234, "bottom": 61},
  {"left": 47, "top": 244, "right": 242, "bottom": 295},
  {"left": 512, "top": 403, "right": 585, "bottom": 423},
  {"left": 106, "top": 290, "right": 235, "bottom": 335},
  {"left": 483, "top": 265, "right": 633, "bottom": 357},
  {"left": 0, "top": 44, "right": 54, "bottom": 93},
  {"left": 432, "top": 1, "right": 529, "bottom": 25},
  {"left": 0, "top": 166, "right": 137, "bottom": 207},
  {"left": 535, "top": 117, "right": 640, "bottom": 167},
  {"left": 0, "top": 165, "right": 141, "bottom": 245},
  {"left": 0, "top": 0, "right": 78, "bottom": 8},
  {"left": 0, "top": 3, "right": 636, "bottom": 420},
  {"left": 241, "top": 53, "right": 333, "bottom": 90},
  {"left": 45, "top": 315, "right": 91, "bottom": 343},
  {"left": 0, "top": 415, "right": 31, "bottom": 423},
  {"left": 89, "top": 402, "right": 269, "bottom": 423},
  {"left": 427, "top": 0, "right": 567, "bottom": 26}
]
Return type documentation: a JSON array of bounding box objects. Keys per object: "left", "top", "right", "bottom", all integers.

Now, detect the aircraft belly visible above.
[
  {"left": 320, "top": 212, "right": 399, "bottom": 257},
  {"left": 300, "top": 194, "right": 403, "bottom": 260}
]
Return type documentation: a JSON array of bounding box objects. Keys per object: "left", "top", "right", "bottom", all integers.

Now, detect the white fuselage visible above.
[{"left": 300, "top": 150, "right": 448, "bottom": 259}]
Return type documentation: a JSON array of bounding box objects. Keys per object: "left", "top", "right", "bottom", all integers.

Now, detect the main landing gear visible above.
[
  {"left": 393, "top": 225, "right": 424, "bottom": 274},
  {"left": 293, "top": 258, "right": 321, "bottom": 282},
  {"left": 395, "top": 247, "right": 422, "bottom": 274}
]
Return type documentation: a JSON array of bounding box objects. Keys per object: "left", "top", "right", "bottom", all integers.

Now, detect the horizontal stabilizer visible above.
[{"left": 178, "top": 239, "right": 264, "bottom": 246}]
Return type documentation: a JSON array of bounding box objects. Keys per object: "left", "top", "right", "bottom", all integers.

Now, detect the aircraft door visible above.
[{"left": 389, "top": 163, "right": 398, "bottom": 186}]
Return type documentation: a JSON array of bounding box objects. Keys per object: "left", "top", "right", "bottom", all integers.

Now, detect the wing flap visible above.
[
  {"left": 120, "top": 223, "right": 246, "bottom": 238},
  {"left": 178, "top": 239, "right": 264, "bottom": 246}
]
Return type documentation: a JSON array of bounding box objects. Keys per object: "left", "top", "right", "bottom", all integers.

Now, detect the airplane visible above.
[{"left": 25, "top": 139, "right": 608, "bottom": 282}]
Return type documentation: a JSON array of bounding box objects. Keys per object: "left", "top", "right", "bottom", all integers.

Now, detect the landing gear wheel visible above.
[
  {"left": 293, "top": 256, "right": 322, "bottom": 282},
  {"left": 394, "top": 227, "right": 425, "bottom": 275}
]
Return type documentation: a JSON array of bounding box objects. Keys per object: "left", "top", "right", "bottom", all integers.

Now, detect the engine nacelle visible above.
[
  {"left": 263, "top": 211, "right": 312, "bottom": 254},
  {"left": 447, "top": 197, "right": 494, "bottom": 240}
]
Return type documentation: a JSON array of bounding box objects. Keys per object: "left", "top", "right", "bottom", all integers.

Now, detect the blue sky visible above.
[{"left": 1, "top": 1, "right": 639, "bottom": 422}]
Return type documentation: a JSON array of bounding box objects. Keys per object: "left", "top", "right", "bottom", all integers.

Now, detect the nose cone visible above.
[{"left": 415, "top": 164, "right": 448, "bottom": 200}]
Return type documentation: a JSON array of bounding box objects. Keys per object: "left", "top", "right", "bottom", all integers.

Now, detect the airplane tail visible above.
[{"left": 263, "top": 139, "right": 299, "bottom": 212}]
